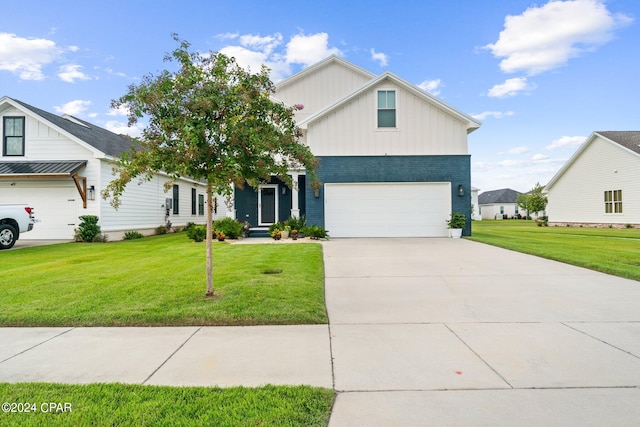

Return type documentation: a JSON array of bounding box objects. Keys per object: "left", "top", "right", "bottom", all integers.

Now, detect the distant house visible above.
[
  {"left": 0, "top": 96, "right": 227, "bottom": 240},
  {"left": 234, "top": 55, "right": 481, "bottom": 237},
  {"left": 545, "top": 131, "right": 640, "bottom": 227},
  {"left": 478, "top": 188, "right": 522, "bottom": 220}
]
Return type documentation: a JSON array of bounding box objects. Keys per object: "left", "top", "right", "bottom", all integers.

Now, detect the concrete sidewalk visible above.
[{"left": 2, "top": 238, "right": 640, "bottom": 426}]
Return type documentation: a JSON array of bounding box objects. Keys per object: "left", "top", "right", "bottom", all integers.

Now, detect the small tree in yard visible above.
[
  {"left": 103, "top": 35, "right": 318, "bottom": 297},
  {"left": 517, "top": 182, "right": 548, "bottom": 219}
]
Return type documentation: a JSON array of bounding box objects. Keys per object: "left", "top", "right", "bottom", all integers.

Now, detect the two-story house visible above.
[{"left": 234, "top": 56, "right": 481, "bottom": 237}]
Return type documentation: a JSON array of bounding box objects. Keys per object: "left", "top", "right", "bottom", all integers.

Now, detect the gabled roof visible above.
[
  {"left": 298, "top": 71, "right": 482, "bottom": 133},
  {"left": 478, "top": 188, "right": 522, "bottom": 204},
  {"left": 545, "top": 131, "right": 640, "bottom": 191},
  {"left": 275, "top": 55, "right": 376, "bottom": 90},
  {"left": 1, "top": 96, "right": 135, "bottom": 158}
]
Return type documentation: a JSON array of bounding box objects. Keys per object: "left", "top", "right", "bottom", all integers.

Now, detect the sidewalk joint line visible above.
[
  {"left": 141, "top": 326, "right": 202, "bottom": 385},
  {"left": 0, "top": 327, "right": 75, "bottom": 364},
  {"left": 562, "top": 322, "right": 640, "bottom": 361},
  {"left": 445, "top": 324, "right": 514, "bottom": 389}
]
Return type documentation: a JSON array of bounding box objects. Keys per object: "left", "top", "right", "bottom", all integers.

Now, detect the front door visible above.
[{"left": 259, "top": 185, "right": 278, "bottom": 225}]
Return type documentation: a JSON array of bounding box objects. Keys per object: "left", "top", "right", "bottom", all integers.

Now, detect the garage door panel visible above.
[
  {"left": 325, "top": 183, "right": 451, "bottom": 238},
  {"left": 2, "top": 184, "right": 78, "bottom": 239}
]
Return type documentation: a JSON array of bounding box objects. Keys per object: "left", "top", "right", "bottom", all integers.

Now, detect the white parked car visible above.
[{"left": 0, "top": 204, "right": 36, "bottom": 249}]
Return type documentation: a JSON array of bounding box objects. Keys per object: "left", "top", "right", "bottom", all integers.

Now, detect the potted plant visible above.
[
  {"left": 282, "top": 225, "right": 291, "bottom": 239},
  {"left": 447, "top": 212, "right": 466, "bottom": 238},
  {"left": 291, "top": 229, "right": 299, "bottom": 240},
  {"left": 270, "top": 229, "right": 282, "bottom": 240}
]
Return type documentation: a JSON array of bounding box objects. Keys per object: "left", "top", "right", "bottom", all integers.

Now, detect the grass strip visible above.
[{"left": 0, "top": 382, "right": 335, "bottom": 427}]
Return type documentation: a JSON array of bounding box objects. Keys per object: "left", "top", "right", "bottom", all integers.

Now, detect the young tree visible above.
[
  {"left": 517, "top": 182, "right": 548, "bottom": 219},
  {"left": 103, "top": 35, "right": 318, "bottom": 297}
]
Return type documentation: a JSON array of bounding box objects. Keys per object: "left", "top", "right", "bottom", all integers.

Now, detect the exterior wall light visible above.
[
  {"left": 88, "top": 185, "right": 96, "bottom": 201},
  {"left": 458, "top": 184, "right": 464, "bottom": 196}
]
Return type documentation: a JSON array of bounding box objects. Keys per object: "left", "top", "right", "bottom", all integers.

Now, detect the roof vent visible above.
[{"left": 62, "top": 114, "right": 90, "bottom": 128}]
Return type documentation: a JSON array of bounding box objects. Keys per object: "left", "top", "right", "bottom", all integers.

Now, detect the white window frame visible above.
[{"left": 375, "top": 88, "right": 398, "bottom": 131}]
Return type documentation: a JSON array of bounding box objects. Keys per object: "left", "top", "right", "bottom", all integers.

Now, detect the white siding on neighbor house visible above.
[
  {"left": 480, "top": 203, "right": 520, "bottom": 220},
  {"left": 547, "top": 136, "right": 640, "bottom": 224},
  {"left": 98, "top": 161, "right": 228, "bottom": 235},
  {"left": 275, "top": 60, "right": 373, "bottom": 124},
  {"left": 306, "top": 82, "right": 469, "bottom": 156}
]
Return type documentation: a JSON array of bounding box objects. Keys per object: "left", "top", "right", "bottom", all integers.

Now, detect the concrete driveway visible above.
[{"left": 324, "top": 238, "right": 640, "bottom": 427}]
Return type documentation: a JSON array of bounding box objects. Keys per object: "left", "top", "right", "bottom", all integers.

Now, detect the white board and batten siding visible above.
[
  {"left": 325, "top": 182, "right": 451, "bottom": 237},
  {"left": 275, "top": 58, "right": 374, "bottom": 124},
  {"left": 547, "top": 136, "right": 640, "bottom": 224},
  {"left": 306, "top": 82, "right": 469, "bottom": 156}
]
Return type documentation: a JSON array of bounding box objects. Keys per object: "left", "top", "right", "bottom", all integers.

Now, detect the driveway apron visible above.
[{"left": 324, "top": 238, "right": 640, "bottom": 427}]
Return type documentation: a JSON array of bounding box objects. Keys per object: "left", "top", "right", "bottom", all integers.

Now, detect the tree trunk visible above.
[{"left": 205, "top": 180, "right": 214, "bottom": 296}]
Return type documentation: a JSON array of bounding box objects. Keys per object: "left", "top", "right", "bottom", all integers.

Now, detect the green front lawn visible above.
[
  {"left": 0, "top": 234, "right": 327, "bottom": 326},
  {"left": 0, "top": 383, "right": 335, "bottom": 427},
  {"left": 469, "top": 220, "right": 640, "bottom": 281}
]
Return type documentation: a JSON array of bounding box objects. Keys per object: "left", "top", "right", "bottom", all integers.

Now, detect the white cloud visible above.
[
  {"left": 54, "top": 99, "right": 91, "bottom": 116},
  {"left": 418, "top": 79, "right": 442, "bottom": 96},
  {"left": 488, "top": 77, "right": 535, "bottom": 98},
  {"left": 508, "top": 146, "right": 529, "bottom": 155},
  {"left": 471, "top": 110, "right": 515, "bottom": 120},
  {"left": 0, "top": 32, "right": 62, "bottom": 80},
  {"left": 545, "top": 135, "right": 587, "bottom": 150},
  {"left": 217, "top": 31, "right": 342, "bottom": 81},
  {"left": 532, "top": 153, "right": 550, "bottom": 161},
  {"left": 370, "top": 49, "right": 388, "bottom": 66},
  {"left": 58, "top": 64, "right": 90, "bottom": 83},
  {"left": 285, "top": 32, "right": 341, "bottom": 66},
  {"left": 485, "top": 0, "right": 633, "bottom": 75},
  {"left": 104, "top": 120, "right": 143, "bottom": 138}
]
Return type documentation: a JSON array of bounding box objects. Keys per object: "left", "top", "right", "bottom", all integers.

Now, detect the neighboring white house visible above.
[
  {"left": 545, "top": 131, "right": 640, "bottom": 227},
  {"left": 478, "top": 188, "right": 522, "bottom": 220},
  {"left": 0, "top": 96, "right": 228, "bottom": 240},
  {"left": 234, "top": 55, "right": 482, "bottom": 237}
]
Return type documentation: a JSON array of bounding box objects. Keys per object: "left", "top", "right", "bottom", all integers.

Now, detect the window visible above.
[
  {"left": 604, "top": 190, "right": 622, "bottom": 213},
  {"left": 3, "top": 117, "right": 25, "bottom": 156},
  {"left": 191, "top": 188, "right": 197, "bottom": 215},
  {"left": 198, "top": 194, "right": 205, "bottom": 215},
  {"left": 377, "top": 90, "right": 396, "bottom": 128},
  {"left": 173, "top": 185, "right": 179, "bottom": 215},
  {"left": 500, "top": 206, "right": 504, "bottom": 215}
]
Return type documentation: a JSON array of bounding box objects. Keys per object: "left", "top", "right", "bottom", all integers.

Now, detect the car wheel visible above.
[{"left": 0, "top": 224, "right": 18, "bottom": 250}]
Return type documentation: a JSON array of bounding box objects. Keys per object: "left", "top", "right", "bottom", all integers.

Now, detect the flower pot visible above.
[
  {"left": 450, "top": 228, "right": 462, "bottom": 238},
  {"left": 281, "top": 230, "right": 290, "bottom": 239}
]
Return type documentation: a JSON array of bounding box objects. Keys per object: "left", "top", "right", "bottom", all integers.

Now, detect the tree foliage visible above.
[
  {"left": 102, "top": 35, "right": 319, "bottom": 296},
  {"left": 516, "top": 182, "right": 548, "bottom": 218}
]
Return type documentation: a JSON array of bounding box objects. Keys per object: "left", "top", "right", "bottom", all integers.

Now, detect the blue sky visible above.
[{"left": 1, "top": 0, "right": 638, "bottom": 193}]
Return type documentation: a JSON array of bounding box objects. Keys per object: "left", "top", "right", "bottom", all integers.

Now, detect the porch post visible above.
[{"left": 290, "top": 173, "right": 300, "bottom": 218}]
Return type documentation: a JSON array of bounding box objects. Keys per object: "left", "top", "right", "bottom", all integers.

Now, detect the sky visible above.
[{"left": 1, "top": 0, "right": 638, "bottom": 193}]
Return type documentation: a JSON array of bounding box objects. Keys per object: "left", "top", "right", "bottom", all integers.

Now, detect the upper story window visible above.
[
  {"left": 377, "top": 90, "right": 396, "bottom": 128},
  {"left": 604, "top": 190, "right": 622, "bottom": 213},
  {"left": 3, "top": 116, "right": 25, "bottom": 156}
]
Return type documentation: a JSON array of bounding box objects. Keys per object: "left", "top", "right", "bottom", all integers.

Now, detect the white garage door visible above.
[
  {"left": 1, "top": 182, "right": 78, "bottom": 239},
  {"left": 324, "top": 182, "right": 451, "bottom": 237}
]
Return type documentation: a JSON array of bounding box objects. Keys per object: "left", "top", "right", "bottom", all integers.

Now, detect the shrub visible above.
[
  {"left": 212, "top": 217, "right": 244, "bottom": 239},
  {"left": 187, "top": 225, "right": 207, "bottom": 242},
  {"left": 285, "top": 215, "right": 306, "bottom": 231},
  {"left": 123, "top": 230, "right": 144, "bottom": 240},
  {"left": 155, "top": 225, "right": 168, "bottom": 235},
  {"left": 304, "top": 225, "right": 329, "bottom": 239},
  {"left": 626, "top": 224, "right": 634, "bottom": 229},
  {"left": 75, "top": 215, "right": 102, "bottom": 242},
  {"left": 446, "top": 212, "right": 466, "bottom": 229},
  {"left": 268, "top": 222, "right": 285, "bottom": 234}
]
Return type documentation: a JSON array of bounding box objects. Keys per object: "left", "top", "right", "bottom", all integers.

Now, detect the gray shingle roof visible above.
[
  {"left": 478, "top": 188, "right": 522, "bottom": 204},
  {"left": 0, "top": 160, "right": 87, "bottom": 176},
  {"left": 10, "top": 97, "right": 136, "bottom": 157},
  {"left": 597, "top": 131, "right": 640, "bottom": 155}
]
